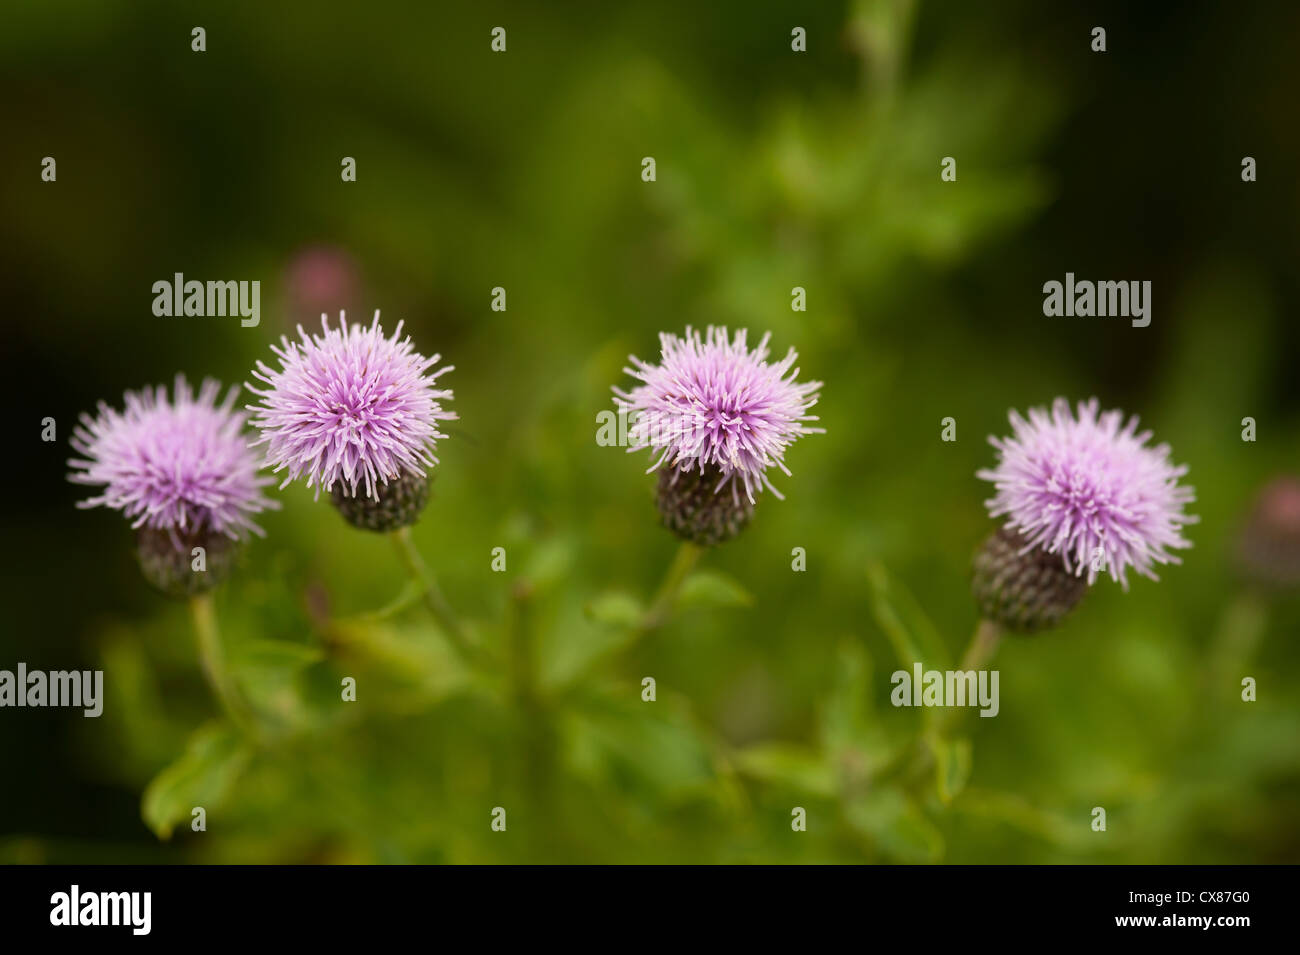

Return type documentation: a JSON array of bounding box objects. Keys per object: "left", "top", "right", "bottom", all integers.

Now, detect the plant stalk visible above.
[
  {"left": 190, "top": 592, "right": 256, "bottom": 736},
  {"left": 390, "top": 526, "right": 487, "bottom": 667},
  {"left": 639, "top": 540, "right": 703, "bottom": 632}
]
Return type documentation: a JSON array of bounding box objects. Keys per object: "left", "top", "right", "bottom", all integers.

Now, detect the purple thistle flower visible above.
[
  {"left": 977, "top": 398, "right": 1197, "bottom": 589},
  {"left": 247, "top": 311, "right": 455, "bottom": 500},
  {"left": 68, "top": 375, "right": 275, "bottom": 538},
  {"left": 613, "top": 326, "right": 824, "bottom": 503}
]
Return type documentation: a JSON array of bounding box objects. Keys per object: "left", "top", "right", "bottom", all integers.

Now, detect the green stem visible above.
[
  {"left": 507, "top": 578, "right": 557, "bottom": 859},
  {"left": 189, "top": 592, "right": 256, "bottom": 736},
  {"left": 509, "top": 579, "right": 538, "bottom": 709},
  {"left": 638, "top": 541, "right": 703, "bottom": 633},
  {"left": 937, "top": 618, "right": 1002, "bottom": 737},
  {"left": 349, "top": 579, "right": 425, "bottom": 624},
  {"left": 390, "top": 526, "right": 487, "bottom": 667},
  {"left": 959, "top": 618, "right": 1003, "bottom": 673},
  {"left": 877, "top": 618, "right": 1003, "bottom": 787}
]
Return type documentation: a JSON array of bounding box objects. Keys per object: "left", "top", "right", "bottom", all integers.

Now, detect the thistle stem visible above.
[
  {"left": 938, "top": 618, "right": 1003, "bottom": 737},
  {"left": 878, "top": 618, "right": 1003, "bottom": 788},
  {"left": 508, "top": 579, "right": 538, "bottom": 709},
  {"left": 639, "top": 540, "right": 703, "bottom": 632},
  {"left": 189, "top": 592, "right": 256, "bottom": 736},
  {"left": 390, "top": 526, "right": 487, "bottom": 667},
  {"left": 959, "top": 618, "right": 1003, "bottom": 674},
  {"left": 343, "top": 578, "right": 425, "bottom": 624}
]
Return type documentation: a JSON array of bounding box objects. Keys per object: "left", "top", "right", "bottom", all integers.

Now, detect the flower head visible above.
[
  {"left": 978, "top": 398, "right": 1196, "bottom": 588},
  {"left": 68, "top": 375, "right": 275, "bottom": 538},
  {"left": 247, "top": 312, "right": 455, "bottom": 499},
  {"left": 613, "top": 326, "right": 823, "bottom": 503}
]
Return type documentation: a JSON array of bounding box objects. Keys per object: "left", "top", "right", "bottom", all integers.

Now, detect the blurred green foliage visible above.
[{"left": 2, "top": 0, "right": 1299, "bottom": 863}]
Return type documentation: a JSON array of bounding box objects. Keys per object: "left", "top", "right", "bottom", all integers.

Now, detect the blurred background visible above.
[{"left": 2, "top": 0, "right": 1298, "bottom": 863}]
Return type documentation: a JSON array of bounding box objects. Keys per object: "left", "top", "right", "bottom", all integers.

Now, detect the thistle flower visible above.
[
  {"left": 68, "top": 375, "right": 275, "bottom": 594},
  {"left": 247, "top": 311, "right": 455, "bottom": 531},
  {"left": 613, "top": 326, "right": 823, "bottom": 545},
  {"left": 973, "top": 398, "right": 1196, "bottom": 632},
  {"left": 978, "top": 398, "right": 1196, "bottom": 588}
]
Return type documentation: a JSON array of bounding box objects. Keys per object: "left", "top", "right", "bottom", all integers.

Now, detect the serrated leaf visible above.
[
  {"left": 678, "top": 570, "right": 754, "bottom": 611},
  {"left": 141, "top": 723, "right": 251, "bottom": 839}
]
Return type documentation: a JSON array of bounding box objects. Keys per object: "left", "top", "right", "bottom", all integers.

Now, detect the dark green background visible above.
[{"left": 2, "top": 0, "right": 1298, "bottom": 862}]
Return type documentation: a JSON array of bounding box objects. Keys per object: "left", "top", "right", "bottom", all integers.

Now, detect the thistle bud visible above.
[
  {"left": 331, "top": 470, "right": 430, "bottom": 532},
  {"left": 972, "top": 528, "right": 1087, "bottom": 633},
  {"left": 137, "top": 525, "right": 239, "bottom": 598},
  {"left": 656, "top": 465, "right": 754, "bottom": 548}
]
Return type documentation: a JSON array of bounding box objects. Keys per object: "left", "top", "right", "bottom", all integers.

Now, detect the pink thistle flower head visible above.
[
  {"left": 68, "top": 375, "right": 276, "bottom": 538},
  {"left": 613, "top": 326, "right": 824, "bottom": 503},
  {"left": 247, "top": 311, "right": 455, "bottom": 500},
  {"left": 978, "top": 398, "right": 1197, "bottom": 589}
]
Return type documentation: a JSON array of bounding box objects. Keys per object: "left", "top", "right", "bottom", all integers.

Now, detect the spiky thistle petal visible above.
[
  {"left": 977, "top": 398, "right": 1197, "bottom": 588},
  {"left": 246, "top": 311, "right": 456, "bottom": 500},
  {"left": 613, "top": 326, "right": 823, "bottom": 503},
  {"left": 68, "top": 375, "right": 275, "bottom": 539}
]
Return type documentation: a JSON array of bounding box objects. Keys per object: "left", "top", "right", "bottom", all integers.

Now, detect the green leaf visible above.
[
  {"left": 327, "top": 620, "right": 476, "bottom": 707},
  {"left": 522, "top": 536, "right": 576, "bottom": 592},
  {"left": 931, "top": 735, "right": 973, "bottom": 805},
  {"left": 953, "top": 787, "right": 1094, "bottom": 850},
  {"left": 818, "top": 639, "right": 876, "bottom": 749},
  {"left": 225, "top": 639, "right": 328, "bottom": 733},
  {"left": 583, "top": 590, "right": 645, "bottom": 629},
  {"left": 678, "top": 570, "right": 754, "bottom": 611},
  {"left": 141, "top": 723, "right": 252, "bottom": 839},
  {"left": 347, "top": 579, "right": 425, "bottom": 622},
  {"left": 232, "top": 639, "right": 324, "bottom": 671},
  {"left": 865, "top": 561, "right": 951, "bottom": 672},
  {"left": 544, "top": 595, "right": 647, "bottom": 688},
  {"left": 844, "top": 787, "right": 944, "bottom": 863},
  {"left": 561, "top": 692, "right": 718, "bottom": 800},
  {"left": 98, "top": 636, "right": 186, "bottom": 768},
  {"left": 734, "top": 743, "right": 836, "bottom": 798}
]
